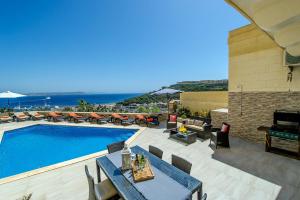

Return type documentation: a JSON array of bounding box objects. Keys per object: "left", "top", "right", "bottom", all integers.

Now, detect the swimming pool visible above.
[{"left": 0, "top": 125, "right": 138, "bottom": 179}]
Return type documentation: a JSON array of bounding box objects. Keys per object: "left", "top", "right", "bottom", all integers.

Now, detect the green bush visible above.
[
  {"left": 177, "top": 107, "right": 191, "bottom": 118},
  {"left": 137, "top": 106, "right": 148, "bottom": 113},
  {"left": 149, "top": 106, "right": 160, "bottom": 113}
]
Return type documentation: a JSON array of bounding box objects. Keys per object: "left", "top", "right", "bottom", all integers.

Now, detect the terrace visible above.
[
  {"left": 0, "top": 119, "right": 299, "bottom": 199},
  {"left": 1, "top": 1, "right": 300, "bottom": 200}
]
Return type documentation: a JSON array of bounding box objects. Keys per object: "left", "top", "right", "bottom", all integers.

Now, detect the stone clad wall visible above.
[
  {"left": 228, "top": 91, "right": 300, "bottom": 151},
  {"left": 211, "top": 109, "right": 228, "bottom": 128}
]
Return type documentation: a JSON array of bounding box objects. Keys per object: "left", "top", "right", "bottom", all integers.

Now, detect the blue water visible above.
[
  {"left": 0, "top": 125, "right": 137, "bottom": 179},
  {"left": 0, "top": 93, "right": 141, "bottom": 108}
]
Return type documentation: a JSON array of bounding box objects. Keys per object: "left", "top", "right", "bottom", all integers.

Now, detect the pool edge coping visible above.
[{"left": 0, "top": 122, "right": 146, "bottom": 185}]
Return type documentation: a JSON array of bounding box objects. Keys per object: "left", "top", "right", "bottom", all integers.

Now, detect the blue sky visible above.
[{"left": 0, "top": 0, "right": 248, "bottom": 93}]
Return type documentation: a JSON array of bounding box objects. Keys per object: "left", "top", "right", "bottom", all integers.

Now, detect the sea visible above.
[{"left": 0, "top": 93, "right": 141, "bottom": 109}]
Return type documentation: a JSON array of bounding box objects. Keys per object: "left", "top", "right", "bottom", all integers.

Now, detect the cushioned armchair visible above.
[
  {"left": 167, "top": 114, "right": 177, "bottom": 129},
  {"left": 210, "top": 122, "right": 231, "bottom": 149}
]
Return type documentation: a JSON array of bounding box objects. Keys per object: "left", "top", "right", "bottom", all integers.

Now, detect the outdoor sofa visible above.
[{"left": 178, "top": 117, "right": 212, "bottom": 139}]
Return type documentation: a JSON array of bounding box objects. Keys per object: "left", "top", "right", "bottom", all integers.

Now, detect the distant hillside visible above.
[
  {"left": 169, "top": 79, "right": 228, "bottom": 92},
  {"left": 119, "top": 79, "right": 228, "bottom": 106}
]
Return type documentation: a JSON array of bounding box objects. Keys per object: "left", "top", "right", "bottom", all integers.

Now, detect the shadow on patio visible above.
[{"left": 211, "top": 137, "right": 300, "bottom": 200}]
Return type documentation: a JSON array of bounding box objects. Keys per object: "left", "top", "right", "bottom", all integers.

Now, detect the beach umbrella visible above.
[
  {"left": 151, "top": 88, "right": 182, "bottom": 115},
  {"left": 0, "top": 91, "right": 26, "bottom": 108}
]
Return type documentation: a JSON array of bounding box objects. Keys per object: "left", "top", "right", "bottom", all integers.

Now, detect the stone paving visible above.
[{"left": 0, "top": 120, "right": 299, "bottom": 199}]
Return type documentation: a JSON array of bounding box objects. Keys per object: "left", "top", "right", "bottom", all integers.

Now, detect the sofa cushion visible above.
[
  {"left": 188, "top": 119, "right": 194, "bottom": 125},
  {"left": 177, "top": 117, "right": 183, "bottom": 123},
  {"left": 186, "top": 125, "right": 204, "bottom": 131},
  {"left": 194, "top": 120, "right": 203, "bottom": 127}
]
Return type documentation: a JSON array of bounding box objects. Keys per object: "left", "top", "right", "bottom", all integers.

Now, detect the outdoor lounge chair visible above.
[
  {"left": 135, "top": 114, "right": 147, "bottom": 125},
  {"left": 210, "top": 122, "right": 231, "bottom": 149},
  {"left": 172, "top": 154, "right": 192, "bottom": 175},
  {"left": 88, "top": 112, "right": 108, "bottom": 124},
  {"left": 167, "top": 114, "right": 177, "bottom": 129},
  {"left": 0, "top": 113, "right": 13, "bottom": 123},
  {"left": 13, "top": 112, "right": 30, "bottom": 122},
  {"left": 85, "top": 165, "right": 118, "bottom": 200},
  {"left": 68, "top": 112, "right": 86, "bottom": 123},
  {"left": 47, "top": 112, "right": 64, "bottom": 122},
  {"left": 146, "top": 116, "right": 160, "bottom": 127},
  {"left": 107, "top": 141, "right": 125, "bottom": 154},
  {"left": 149, "top": 145, "right": 163, "bottom": 159},
  {"left": 28, "top": 112, "right": 45, "bottom": 120},
  {"left": 111, "top": 113, "right": 134, "bottom": 125}
]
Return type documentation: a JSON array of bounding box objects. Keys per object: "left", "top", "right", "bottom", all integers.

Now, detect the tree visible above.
[{"left": 137, "top": 106, "right": 148, "bottom": 113}]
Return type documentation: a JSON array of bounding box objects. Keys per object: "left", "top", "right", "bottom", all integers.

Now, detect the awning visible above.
[{"left": 225, "top": 0, "right": 300, "bottom": 57}]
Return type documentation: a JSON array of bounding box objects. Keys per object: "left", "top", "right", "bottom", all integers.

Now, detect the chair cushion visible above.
[
  {"left": 95, "top": 179, "right": 118, "bottom": 200},
  {"left": 147, "top": 118, "right": 153, "bottom": 122},
  {"left": 269, "top": 130, "right": 299, "bottom": 140},
  {"left": 169, "top": 115, "right": 177, "bottom": 122},
  {"left": 221, "top": 123, "right": 229, "bottom": 133}
]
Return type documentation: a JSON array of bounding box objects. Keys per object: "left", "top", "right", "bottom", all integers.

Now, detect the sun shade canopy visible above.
[
  {"left": 151, "top": 88, "right": 182, "bottom": 95},
  {"left": 226, "top": 0, "right": 300, "bottom": 57},
  {"left": 0, "top": 91, "right": 26, "bottom": 98}
]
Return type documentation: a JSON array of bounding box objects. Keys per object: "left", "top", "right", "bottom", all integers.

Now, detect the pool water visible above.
[{"left": 0, "top": 125, "right": 137, "bottom": 179}]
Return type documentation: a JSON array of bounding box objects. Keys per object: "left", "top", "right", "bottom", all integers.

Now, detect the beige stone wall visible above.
[
  {"left": 180, "top": 91, "right": 228, "bottom": 114},
  {"left": 211, "top": 109, "right": 228, "bottom": 128},
  {"left": 229, "top": 24, "right": 300, "bottom": 93}
]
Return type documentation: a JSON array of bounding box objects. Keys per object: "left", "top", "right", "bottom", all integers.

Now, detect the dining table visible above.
[{"left": 96, "top": 145, "right": 202, "bottom": 200}]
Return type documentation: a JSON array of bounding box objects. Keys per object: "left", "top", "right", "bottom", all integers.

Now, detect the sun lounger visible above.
[
  {"left": 111, "top": 113, "right": 128, "bottom": 122},
  {"left": 146, "top": 116, "right": 160, "bottom": 127},
  {"left": 28, "top": 112, "right": 45, "bottom": 120},
  {"left": 47, "top": 112, "right": 64, "bottom": 122},
  {"left": 13, "top": 112, "right": 30, "bottom": 122},
  {"left": 0, "top": 113, "right": 13, "bottom": 123},
  {"left": 88, "top": 112, "right": 108, "bottom": 124},
  {"left": 68, "top": 112, "right": 86, "bottom": 123},
  {"left": 135, "top": 114, "right": 147, "bottom": 125},
  {"left": 111, "top": 113, "right": 133, "bottom": 125}
]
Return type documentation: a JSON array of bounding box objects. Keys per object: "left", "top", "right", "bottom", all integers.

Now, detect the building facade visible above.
[{"left": 228, "top": 24, "right": 300, "bottom": 151}]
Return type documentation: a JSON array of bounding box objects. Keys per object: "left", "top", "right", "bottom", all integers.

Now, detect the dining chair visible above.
[
  {"left": 107, "top": 141, "right": 125, "bottom": 154},
  {"left": 85, "top": 165, "right": 118, "bottom": 200},
  {"left": 171, "top": 154, "right": 192, "bottom": 174},
  {"left": 149, "top": 145, "right": 163, "bottom": 159}
]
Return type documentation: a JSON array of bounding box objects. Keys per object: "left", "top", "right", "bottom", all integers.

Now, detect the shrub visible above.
[
  {"left": 137, "top": 106, "right": 148, "bottom": 113},
  {"left": 177, "top": 107, "right": 191, "bottom": 118}
]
